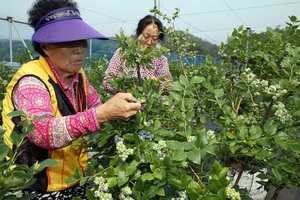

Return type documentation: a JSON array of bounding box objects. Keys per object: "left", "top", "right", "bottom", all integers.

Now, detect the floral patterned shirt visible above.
[
  {"left": 102, "top": 48, "right": 173, "bottom": 94},
  {"left": 12, "top": 58, "right": 101, "bottom": 149}
]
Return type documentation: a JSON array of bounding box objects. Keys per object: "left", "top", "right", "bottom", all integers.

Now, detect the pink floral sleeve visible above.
[
  {"left": 102, "top": 48, "right": 173, "bottom": 94},
  {"left": 13, "top": 76, "right": 101, "bottom": 149}
]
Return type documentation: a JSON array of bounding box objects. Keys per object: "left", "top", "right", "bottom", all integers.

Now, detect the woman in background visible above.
[{"left": 102, "top": 15, "right": 173, "bottom": 94}]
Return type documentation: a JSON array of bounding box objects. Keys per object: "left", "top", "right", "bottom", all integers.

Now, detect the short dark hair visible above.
[
  {"left": 136, "top": 15, "right": 164, "bottom": 41},
  {"left": 28, "top": 0, "right": 78, "bottom": 56}
]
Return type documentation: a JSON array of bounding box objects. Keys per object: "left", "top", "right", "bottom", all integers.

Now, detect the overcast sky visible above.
[{"left": 0, "top": 0, "right": 299, "bottom": 45}]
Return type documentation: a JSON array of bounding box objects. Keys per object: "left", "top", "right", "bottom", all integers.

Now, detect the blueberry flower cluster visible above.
[
  {"left": 119, "top": 185, "right": 134, "bottom": 200},
  {"left": 243, "top": 68, "right": 288, "bottom": 101},
  {"left": 93, "top": 176, "right": 113, "bottom": 200},
  {"left": 114, "top": 135, "right": 134, "bottom": 161},
  {"left": 153, "top": 140, "right": 167, "bottom": 160},
  {"left": 206, "top": 130, "right": 215, "bottom": 140},
  {"left": 243, "top": 68, "right": 256, "bottom": 82},
  {"left": 137, "top": 130, "right": 154, "bottom": 141},
  {"left": 187, "top": 135, "right": 196, "bottom": 142},
  {"left": 274, "top": 102, "right": 292, "bottom": 124},
  {"left": 240, "top": 115, "right": 258, "bottom": 126},
  {"left": 226, "top": 186, "right": 241, "bottom": 200}
]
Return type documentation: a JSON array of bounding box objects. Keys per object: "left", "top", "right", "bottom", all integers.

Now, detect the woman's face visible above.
[
  {"left": 41, "top": 40, "right": 88, "bottom": 79},
  {"left": 140, "top": 23, "right": 160, "bottom": 48}
]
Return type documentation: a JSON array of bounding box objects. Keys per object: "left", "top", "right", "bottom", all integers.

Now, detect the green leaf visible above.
[
  {"left": 79, "top": 177, "right": 88, "bottom": 186},
  {"left": 186, "top": 180, "right": 203, "bottom": 199},
  {"left": 106, "top": 167, "right": 114, "bottom": 177},
  {"left": 171, "top": 81, "right": 184, "bottom": 91},
  {"left": 207, "top": 179, "right": 222, "bottom": 193},
  {"left": 37, "top": 159, "right": 58, "bottom": 171},
  {"left": 64, "top": 177, "right": 76, "bottom": 184},
  {"left": 217, "top": 187, "right": 227, "bottom": 200},
  {"left": 258, "top": 138, "right": 271, "bottom": 148},
  {"left": 179, "top": 74, "right": 189, "bottom": 86},
  {"left": 141, "top": 173, "right": 155, "bottom": 182},
  {"left": 7, "top": 110, "right": 27, "bottom": 118},
  {"left": 152, "top": 151, "right": 163, "bottom": 167},
  {"left": 226, "top": 131, "right": 236, "bottom": 139},
  {"left": 249, "top": 125, "right": 262, "bottom": 139},
  {"left": 169, "top": 91, "right": 182, "bottom": 102},
  {"left": 263, "top": 122, "right": 277, "bottom": 136},
  {"left": 176, "top": 131, "right": 188, "bottom": 138},
  {"left": 212, "top": 161, "right": 222, "bottom": 175},
  {"left": 0, "top": 143, "right": 9, "bottom": 161},
  {"left": 156, "top": 187, "right": 165, "bottom": 196},
  {"left": 73, "top": 167, "right": 83, "bottom": 179},
  {"left": 187, "top": 150, "right": 201, "bottom": 165},
  {"left": 190, "top": 76, "right": 205, "bottom": 84},
  {"left": 184, "top": 98, "right": 198, "bottom": 107},
  {"left": 172, "top": 150, "right": 187, "bottom": 161},
  {"left": 117, "top": 171, "right": 129, "bottom": 187},
  {"left": 214, "top": 89, "right": 224, "bottom": 98},
  {"left": 203, "top": 145, "right": 216, "bottom": 155},
  {"left": 126, "top": 165, "right": 137, "bottom": 176},
  {"left": 150, "top": 164, "right": 156, "bottom": 172},
  {"left": 166, "top": 140, "right": 185, "bottom": 151},
  {"left": 272, "top": 168, "right": 282, "bottom": 180},
  {"left": 9, "top": 131, "right": 22, "bottom": 146},
  {"left": 294, "top": 96, "right": 300, "bottom": 107},
  {"left": 229, "top": 142, "right": 239, "bottom": 153},
  {"left": 255, "top": 149, "right": 275, "bottom": 160},
  {"left": 290, "top": 143, "right": 300, "bottom": 153},
  {"left": 22, "top": 178, "right": 37, "bottom": 190},
  {"left": 86, "top": 189, "right": 95, "bottom": 200},
  {"left": 167, "top": 178, "right": 185, "bottom": 190},
  {"left": 144, "top": 185, "right": 159, "bottom": 200},
  {"left": 97, "top": 133, "right": 114, "bottom": 148},
  {"left": 282, "top": 165, "right": 295, "bottom": 174},
  {"left": 157, "top": 129, "right": 176, "bottom": 137},
  {"left": 107, "top": 177, "right": 118, "bottom": 188},
  {"left": 123, "top": 133, "right": 136, "bottom": 143},
  {"left": 153, "top": 168, "right": 163, "bottom": 180}
]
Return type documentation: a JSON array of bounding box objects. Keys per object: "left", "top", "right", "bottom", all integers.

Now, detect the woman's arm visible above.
[
  {"left": 154, "top": 56, "right": 173, "bottom": 91},
  {"left": 13, "top": 76, "right": 100, "bottom": 150},
  {"left": 102, "top": 48, "right": 124, "bottom": 94}
]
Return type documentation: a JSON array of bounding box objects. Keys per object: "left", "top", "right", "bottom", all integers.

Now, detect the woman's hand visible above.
[{"left": 95, "top": 93, "right": 141, "bottom": 122}]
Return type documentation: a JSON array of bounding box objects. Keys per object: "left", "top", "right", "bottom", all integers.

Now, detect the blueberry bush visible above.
[
  {"left": 76, "top": 12, "right": 300, "bottom": 200},
  {"left": 1, "top": 8, "right": 300, "bottom": 200}
]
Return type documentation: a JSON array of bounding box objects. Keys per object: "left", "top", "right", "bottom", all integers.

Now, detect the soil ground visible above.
[{"left": 266, "top": 186, "right": 300, "bottom": 200}]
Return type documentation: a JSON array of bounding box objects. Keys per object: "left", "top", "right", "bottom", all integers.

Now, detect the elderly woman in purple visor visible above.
[{"left": 1, "top": 0, "right": 140, "bottom": 199}]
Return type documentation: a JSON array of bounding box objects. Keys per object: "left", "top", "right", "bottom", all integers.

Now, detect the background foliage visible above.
[{"left": 0, "top": 8, "right": 300, "bottom": 200}]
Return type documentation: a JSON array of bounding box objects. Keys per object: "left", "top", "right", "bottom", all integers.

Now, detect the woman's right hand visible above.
[{"left": 95, "top": 93, "right": 141, "bottom": 122}]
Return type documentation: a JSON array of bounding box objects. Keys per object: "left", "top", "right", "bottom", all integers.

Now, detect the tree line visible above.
[{"left": 0, "top": 31, "right": 220, "bottom": 65}]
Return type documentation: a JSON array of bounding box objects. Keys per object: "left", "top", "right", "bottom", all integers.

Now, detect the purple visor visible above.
[{"left": 32, "top": 7, "right": 108, "bottom": 43}]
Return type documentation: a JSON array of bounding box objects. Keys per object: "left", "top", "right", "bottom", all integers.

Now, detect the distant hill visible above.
[
  {"left": 0, "top": 34, "right": 219, "bottom": 65},
  {"left": 0, "top": 39, "right": 119, "bottom": 62}
]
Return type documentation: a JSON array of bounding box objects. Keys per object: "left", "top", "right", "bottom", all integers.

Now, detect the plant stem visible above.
[
  {"left": 269, "top": 185, "right": 285, "bottom": 200},
  {"left": 178, "top": 52, "right": 187, "bottom": 79},
  {"left": 260, "top": 99, "right": 273, "bottom": 128},
  {"left": 189, "top": 165, "right": 206, "bottom": 189},
  {"left": 137, "top": 67, "right": 143, "bottom": 86},
  {"left": 233, "top": 157, "right": 250, "bottom": 186},
  {"left": 235, "top": 97, "right": 243, "bottom": 115}
]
